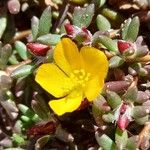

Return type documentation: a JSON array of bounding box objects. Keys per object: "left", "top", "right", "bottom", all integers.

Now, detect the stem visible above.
[
  {"left": 5, "top": 59, "right": 32, "bottom": 75},
  {"left": 137, "top": 55, "right": 150, "bottom": 62},
  {"left": 138, "top": 122, "right": 150, "bottom": 147},
  {"left": 52, "top": 1, "right": 70, "bottom": 33},
  {"left": 10, "top": 30, "right": 31, "bottom": 44}
]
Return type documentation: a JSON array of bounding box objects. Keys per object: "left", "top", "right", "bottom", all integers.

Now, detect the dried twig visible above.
[
  {"left": 138, "top": 122, "right": 150, "bottom": 148},
  {"left": 10, "top": 30, "right": 31, "bottom": 44}
]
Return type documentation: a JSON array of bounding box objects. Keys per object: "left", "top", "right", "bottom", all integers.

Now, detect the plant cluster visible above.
[{"left": 0, "top": 0, "right": 150, "bottom": 150}]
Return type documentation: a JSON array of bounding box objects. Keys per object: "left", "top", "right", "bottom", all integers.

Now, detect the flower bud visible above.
[
  {"left": 117, "top": 115, "right": 129, "bottom": 130},
  {"left": 117, "top": 40, "right": 131, "bottom": 54},
  {"left": 115, "top": 103, "right": 132, "bottom": 130},
  {"left": 64, "top": 23, "right": 74, "bottom": 36},
  {"left": 26, "top": 43, "right": 50, "bottom": 56},
  {"left": 64, "top": 23, "right": 92, "bottom": 45}
]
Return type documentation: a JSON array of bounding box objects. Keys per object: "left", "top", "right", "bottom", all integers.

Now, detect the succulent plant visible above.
[{"left": 0, "top": 0, "right": 150, "bottom": 149}]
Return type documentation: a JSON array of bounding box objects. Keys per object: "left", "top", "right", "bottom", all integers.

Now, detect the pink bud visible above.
[
  {"left": 64, "top": 23, "right": 92, "bottom": 45},
  {"left": 82, "top": 27, "right": 89, "bottom": 35},
  {"left": 120, "top": 103, "right": 128, "bottom": 114},
  {"left": 26, "top": 43, "right": 50, "bottom": 56},
  {"left": 117, "top": 115, "right": 129, "bottom": 130},
  {"left": 117, "top": 40, "right": 131, "bottom": 54},
  {"left": 64, "top": 23, "right": 74, "bottom": 36}
]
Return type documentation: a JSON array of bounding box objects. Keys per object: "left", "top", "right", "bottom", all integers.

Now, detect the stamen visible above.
[{"left": 70, "top": 69, "right": 91, "bottom": 88}]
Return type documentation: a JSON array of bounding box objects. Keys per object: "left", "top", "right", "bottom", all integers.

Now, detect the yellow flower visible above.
[{"left": 35, "top": 38, "right": 108, "bottom": 116}]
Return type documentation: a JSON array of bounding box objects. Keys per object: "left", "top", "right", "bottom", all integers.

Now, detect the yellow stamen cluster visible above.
[{"left": 70, "top": 69, "right": 91, "bottom": 87}]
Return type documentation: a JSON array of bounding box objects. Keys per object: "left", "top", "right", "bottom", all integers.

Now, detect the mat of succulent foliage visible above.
[{"left": 0, "top": 0, "right": 150, "bottom": 150}]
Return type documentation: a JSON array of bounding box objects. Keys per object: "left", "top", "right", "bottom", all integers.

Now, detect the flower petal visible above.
[
  {"left": 35, "top": 63, "right": 74, "bottom": 98},
  {"left": 49, "top": 90, "right": 83, "bottom": 116},
  {"left": 80, "top": 46, "right": 108, "bottom": 78},
  {"left": 84, "top": 76, "right": 104, "bottom": 101},
  {"left": 54, "top": 38, "right": 82, "bottom": 75}
]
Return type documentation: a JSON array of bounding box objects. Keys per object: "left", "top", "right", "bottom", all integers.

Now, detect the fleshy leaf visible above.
[
  {"left": 95, "top": 132, "right": 116, "bottom": 150},
  {"left": 35, "top": 135, "right": 51, "bottom": 150},
  {"left": 31, "top": 16, "right": 39, "bottom": 40},
  {"left": 115, "top": 128, "right": 128, "bottom": 150},
  {"left": 94, "top": 35, "right": 118, "bottom": 53},
  {"left": 121, "top": 17, "right": 140, "bottom": 42},
  {"left": 15, "top": 41, "right": 30, "bottom": 60},
  {"left": 0, "top": 44, "right": 12, "bottom": 69},
  {"left": 11, "top": 64, "right": 35, "bottom": 78},
  {"left": 123, "top": 86, "right": 138, "bottom": 102},
  {"left": 126, "top": 138, "right": 137, "bottom": 150},
  {"left": 93, "top": 0, "right": 106, "bottom": 8},
  {"left": 0, "top": 9, "right": 7, "bottom": 39},
  {"left": 38, "top": 6, "right": 52, "bottom": 36},
  {"left": 102, "top": 113, "right": 115, "bottom": 123},
  {"left": 37, "top": 34, "right": 61, "bottom": 46},
  {"left": 109, "top": 56, "right": 124, "bottom": 68},
  {"left": 106, "top": 91, "right": 122, "bottom": 109},
  {"left": 73, "top": 4, "right": 94, "bottom": 28},
  {"left": 135, "top": 115, "right": 149, "bottom": 125},
  {"left": 96, "top": 14, "right": 111, "bottom": 31}
]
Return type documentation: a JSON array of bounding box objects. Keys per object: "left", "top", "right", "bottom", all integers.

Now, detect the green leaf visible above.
[
  {"left": 12, "top": 133, "right": 25, "bottom": 145},
  {"left": 31, "top": 100, "right": 49, "bottom": 120},
  {"left": 132, "top": 106, "right": 150, "bottom": 118},
  {"left": 101, "top": 8, "right": 123, "bottom": 27},
  {"left": 37, "top": 34, "right": 61, "bottom": 45},
  {"left": 95, "top": 35, "right": 118, "bottom": 53},
  {"left": 126, "top": 138, "right": 137, "bottom": 150},
  {"left": 18, "top": 104, "right": 39, "bottom": 122},
  {"left": 34, "top": 94, "right": 50, "bottom": 113},
  {"left": 55, "top": 127, "right": 74, "bottom": 143},
  {"left": 20, "top": 115, "right": 31, "bottom": 122},
  {"left": 96, "top": 14, "right": 111, "bottom": 31},
  {"left": 15, "top": 41, "right": 30, "bottom": 60},
  {"left": 102, "top": 113, "right": 115, "bottom": 123},
  {"left": 92, "top": 95, "right": 106, "bottom": 126},
  {"left": 31, "top": 16, "right": 39, "bottom": 40},
  {"left": 35, "top": 135, "right": 51, "bottom": 150},
  {"left": 106, "top": 91, "right": 122, "bottom": 109},
  {"left": 0, "top": 99, "right": 18, "bottom": 120},
  {"left": 135, "top": 115, "right": 149, "bottom": 125},
  {"left": 123, "top": 86, "right": 138, "bottom": 102},
  {"left": 70, "top": 0, "right": 87, "bottom": 4},
  {"left": 109, "top": 56, "right": 124, "bottom": 68},
  {"left": 10, "top": 64, "right": 35, "bottom": 78},
  {"left": 73, "top": 4, "right": 94, "bottom": 28},
  {"left": 0, "top": 10, "right": 7, "bottom": 39},
  {"left": 38, "top": 6, "right": 52, "bottom": 36},
  {"left": 18, "top": 104, "right": 35, "bottom": 116},
  {"left": 93, "top": 0, "right": 106, "bottom": 8},
  {"left": 121, "top": 17, "right": 140, "bottom": 42},
  {"left": 95, "top": 133, "right": 116, "bottom": 150},
  {"left": 115, "top": 128, "right": 128, "bottom": 150},
  {"left": 9, "top": 54, "right": 19, "bottom": 65},
  {"left": 14, "top": 120, "right": 23, "bottom": 134},
  {"left": 0, "top": 44, "right": 12, "bottom": 69}
]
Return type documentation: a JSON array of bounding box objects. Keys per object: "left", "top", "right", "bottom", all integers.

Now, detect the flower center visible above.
[{"left": 70, "top": 69, "right": 91, "bottom": 87}]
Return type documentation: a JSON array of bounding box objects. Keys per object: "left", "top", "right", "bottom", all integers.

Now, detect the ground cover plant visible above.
[{"left": 0, "top": 0, "right": 150, "bottom": 149}]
